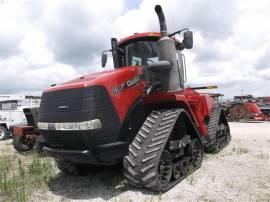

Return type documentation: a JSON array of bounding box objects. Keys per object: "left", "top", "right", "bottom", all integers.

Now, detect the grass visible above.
[{"left": 0, "top": 152, "right": 56, "bottom": 202}]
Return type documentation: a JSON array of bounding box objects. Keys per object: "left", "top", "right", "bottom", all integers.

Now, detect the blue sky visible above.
[{"left": 125, "top": 0, "right": 142, "bottom": 9}]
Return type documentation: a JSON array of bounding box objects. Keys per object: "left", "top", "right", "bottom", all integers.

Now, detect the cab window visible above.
[{"left": 124, "top": 41, "right": 158, "bottom": 66}]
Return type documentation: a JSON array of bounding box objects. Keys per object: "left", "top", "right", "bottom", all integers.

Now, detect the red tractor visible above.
[{"left": 37, "top": 5, "right": 230, "bottom": 191}]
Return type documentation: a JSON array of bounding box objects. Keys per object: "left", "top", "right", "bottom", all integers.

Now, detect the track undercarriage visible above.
[
  {"left": 124, "top": 105, "right": 231, "bottom": 191},
  {"left": 205, "top": 105, "right": 231, "bottom": 153},
  {"left": 123, "top": 108, "right": 203, "bottom": 191}
]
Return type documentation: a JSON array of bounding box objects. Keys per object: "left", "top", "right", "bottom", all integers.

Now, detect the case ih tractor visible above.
[{"left": 37, "top": 5, "right": 230, "bottom": 191}]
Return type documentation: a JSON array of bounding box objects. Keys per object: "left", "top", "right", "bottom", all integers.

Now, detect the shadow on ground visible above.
[{"left": 48, "top": 164, "right": 155, "bottom": 201}]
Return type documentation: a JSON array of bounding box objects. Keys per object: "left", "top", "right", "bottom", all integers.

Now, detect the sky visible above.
[{"left": 0, "top": 0, "right": 270, "bottom": 99}]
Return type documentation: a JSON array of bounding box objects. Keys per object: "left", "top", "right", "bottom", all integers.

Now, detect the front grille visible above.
[
  {"left": 39, "top": 86, "right": 116, "bottom": 123},
  {"left": 38, "top": 85, "right": 121, "bottom": 149}
]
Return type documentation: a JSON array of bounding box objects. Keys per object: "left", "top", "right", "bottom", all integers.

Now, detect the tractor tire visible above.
[
  {"left": 123, "top": 109, "right": 203, "bottom": 192},
  {"left": 0, "top": 126, "right": 8, "bottom": 141},
  {"left": 55, "top": 159, "right": 90, "bottom": 176},
  {"left": 13, "top": 134, "right": 33, "bottom": 152}
]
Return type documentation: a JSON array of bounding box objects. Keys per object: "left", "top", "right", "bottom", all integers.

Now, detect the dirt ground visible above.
[{"left": 0, "top": 122, "right": 270, "bottom": 202}]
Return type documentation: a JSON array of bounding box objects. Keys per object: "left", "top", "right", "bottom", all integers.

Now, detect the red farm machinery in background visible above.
[
  {"left": 228, "top": 95, "right": 270, "bottom": 121},
  {"left": 11, "top": 108, "right": 40, "bottom": 152}
]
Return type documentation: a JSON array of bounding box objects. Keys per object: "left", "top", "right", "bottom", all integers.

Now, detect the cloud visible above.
[
  {"left": 255, "top": 48, "right": 270, "bottom": 70},
  {"left": 0, "top": 0, "right": 269, "bottom": 99},
  {"left": 41, "top": 1, "right": 125, "bottom": 66},
  {"left": 0, "top": 55, "right": 78, "bottom": 94}
]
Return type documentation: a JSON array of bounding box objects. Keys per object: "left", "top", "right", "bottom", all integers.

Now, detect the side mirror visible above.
[
  {"left": 101, "top": 52, "right": 107, "bottom": 68},
  {"left": 183, "top": 31, "right": 193, "bottom": 49}
]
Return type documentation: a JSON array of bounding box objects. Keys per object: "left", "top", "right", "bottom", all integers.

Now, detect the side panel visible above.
[
  {"left": 106, "top": 67, "right": 146, "bottom": 122},
  {"left": 143, "top": 89, "right": 215, "bottom": 137},
  {"left": 188, "top": 95, "right": 214, "bottom": 136}
]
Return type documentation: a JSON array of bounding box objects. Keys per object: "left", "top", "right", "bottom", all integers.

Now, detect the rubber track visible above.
[
  {"left": 207, "top": 105, "right": 221, "bottom": 145},
  {"left": 123, "top": 109, "right": 185, "bottom": 191},
  {"left": 205, "top": 105, "right": 230, "bottom": 153}
]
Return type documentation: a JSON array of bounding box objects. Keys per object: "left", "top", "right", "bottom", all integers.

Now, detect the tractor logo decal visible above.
[
  {"left": 112, "top": 75, "right": 141, "bottom": 95},
  {"left": 58, "top": 105, "right": 69, "bottom": 110}
]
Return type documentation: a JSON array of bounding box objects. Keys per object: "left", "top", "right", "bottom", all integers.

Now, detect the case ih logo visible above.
[
  {"left": 58, "top": 105, "right": 69, "bottom": 109},
  {"left": 112, "top": 75, "right": 140, "bottom": 95}
]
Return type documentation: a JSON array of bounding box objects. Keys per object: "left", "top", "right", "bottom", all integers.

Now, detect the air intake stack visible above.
[{"left": 154, "top": 5, "right": 182, "bottom": 91}]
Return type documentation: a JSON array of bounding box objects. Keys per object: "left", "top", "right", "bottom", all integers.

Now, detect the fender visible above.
[
  {"left": 179, "top": 109, "right": 203, "bottom": 145},
  {"left": 118, "top": 96, "right": 145, "bottom": 143}
]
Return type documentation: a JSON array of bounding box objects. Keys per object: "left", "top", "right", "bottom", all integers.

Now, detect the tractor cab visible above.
[{"left": 102, "top": 32, "right": 190, "bottom": 91}]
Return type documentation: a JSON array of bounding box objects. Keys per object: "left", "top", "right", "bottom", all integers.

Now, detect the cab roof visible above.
[
  {"left": 118, "top": 32, "right": 160, "bottom": 45},
  {"left": 118, "top": 32, "right": 182, "bottom": 47}
]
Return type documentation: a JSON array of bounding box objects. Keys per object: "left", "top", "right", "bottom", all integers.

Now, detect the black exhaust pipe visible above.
[{"left": 155, "top": 5, "right": 167, "bottom": 37}]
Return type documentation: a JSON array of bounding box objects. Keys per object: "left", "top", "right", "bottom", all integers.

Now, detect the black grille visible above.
[
  {"left": 39, "top": 86, "right": 117, "bottom": 123},
  {"left": 39, "top": 85, "right": 121, "bottom": 149}
]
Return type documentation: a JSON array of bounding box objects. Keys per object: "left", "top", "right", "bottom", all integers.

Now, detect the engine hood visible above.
[{"left": 44, "top": 66, "right": 143, "bottom": 93}]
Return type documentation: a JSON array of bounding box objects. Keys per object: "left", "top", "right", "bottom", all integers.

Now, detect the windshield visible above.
[{"left": 124, "top": 41, "right": 158, "bottom": 66}]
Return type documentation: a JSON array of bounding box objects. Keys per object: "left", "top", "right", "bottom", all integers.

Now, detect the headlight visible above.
[
  {"left": 55, "top": 122, "right": 80, "bottom": 130},
  {"left": 37, "top": 119, "right": 102, "bottom": 131},
  {"left": 79, "top": 119, "right": 102, "bottom": 130},
  {"left": 38, "top": 122, "right": 49, "bottom": 130}
]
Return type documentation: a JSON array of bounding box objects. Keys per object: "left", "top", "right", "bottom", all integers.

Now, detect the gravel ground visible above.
[{"left": 0, "top": 122, "right": 270, "bottom": 202}]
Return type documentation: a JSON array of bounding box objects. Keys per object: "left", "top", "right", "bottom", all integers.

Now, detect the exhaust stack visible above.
[
  {"left": 154, "top": 5, "right": 168, "bottom": 37},
  {"left": 153, "top": 5, "right": 183, "bottom": 91}
]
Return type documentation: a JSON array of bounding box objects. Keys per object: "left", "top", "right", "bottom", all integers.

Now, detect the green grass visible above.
[{"left": 0, "top": 153, "right": 56, "bottom": 202}]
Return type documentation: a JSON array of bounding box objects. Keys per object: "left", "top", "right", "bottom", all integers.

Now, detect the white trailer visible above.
[{"left": 0, "top": 95, "right": 41, "bottom": 140}]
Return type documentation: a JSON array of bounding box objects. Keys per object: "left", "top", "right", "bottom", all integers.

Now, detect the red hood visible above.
[{"left": 44, "top": 67, "right": 143, "bottom": 92}]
